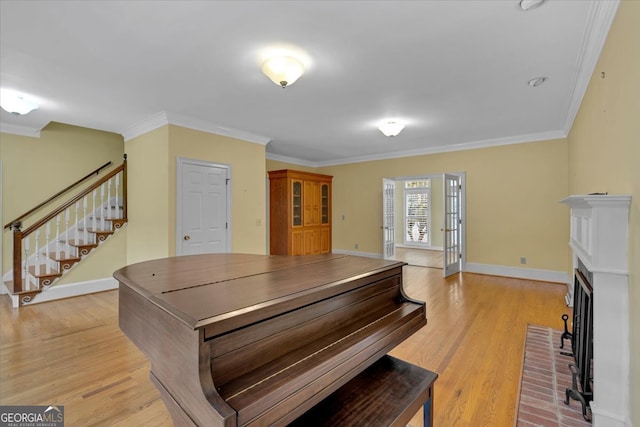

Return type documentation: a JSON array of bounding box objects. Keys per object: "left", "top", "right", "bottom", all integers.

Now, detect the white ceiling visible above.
[{"left": 0, "top": 1, "right": 619, "bottom": 166}]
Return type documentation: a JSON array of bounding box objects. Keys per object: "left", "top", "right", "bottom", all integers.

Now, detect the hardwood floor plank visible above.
[{"left": 1, "top": 265, "right": 568, "bottom": 426}]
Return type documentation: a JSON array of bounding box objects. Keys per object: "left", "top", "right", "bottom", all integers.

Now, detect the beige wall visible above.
[
  {"left": 126, "top": 124, "right": 267, "bottom": 265},
  {"left": 567, "top": 1, "right": 640, "bottom": 424},
  {"left": 124, "top": 126, "right": 170, "bottom": 264},
  {"left": 268, "top": 139, "right": 569, "bottom": 273},
  {"left": 0, "top": 122, "right": 126, "bottom": 284}
]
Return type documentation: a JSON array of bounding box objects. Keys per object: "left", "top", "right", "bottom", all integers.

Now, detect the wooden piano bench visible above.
[{"left": 289, "top": 355, "right": 438, "bottom": 427}]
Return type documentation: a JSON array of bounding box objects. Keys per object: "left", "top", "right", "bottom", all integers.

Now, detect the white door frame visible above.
[
  {"left": 385, "top": 172, "right": 466, "bottom": 272},
  {"left": 176, "top": 157, "right": 232, "bottom": 255}
]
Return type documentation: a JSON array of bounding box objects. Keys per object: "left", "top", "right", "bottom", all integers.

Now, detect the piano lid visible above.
[{"left": 114, "top": 254, "right": 405, "bottom": 334}]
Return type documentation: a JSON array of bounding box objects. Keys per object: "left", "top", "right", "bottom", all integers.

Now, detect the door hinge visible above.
[
  {"left": 459, "top": 219, "right": 462, "bottom": 224},
  {"left": 459, "top": 253, "right": 462, "bottom": 259},
  {"left": 226, "top": 178, "right": 230, "bottom": 185},
  {"left": 458, "top": 184, "right": 462, "bottom": 190},
  {"left": 225, "top": 222, "right": 228, "bottom": 229}
]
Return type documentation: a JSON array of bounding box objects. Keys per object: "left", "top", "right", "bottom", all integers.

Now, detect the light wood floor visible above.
[
  {"left": 394, "top": 247, "right": 443, "bottom": 269},
  {"left": 0, "top": 267, "right": 569, "bottom": 426}
]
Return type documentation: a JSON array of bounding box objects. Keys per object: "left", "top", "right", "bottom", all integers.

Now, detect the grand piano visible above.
[{"left": 115, "top": 253, "right": 437, "bottom": 426}]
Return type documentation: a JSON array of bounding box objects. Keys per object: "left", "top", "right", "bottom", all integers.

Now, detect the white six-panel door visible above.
[{"left": 177, "top": 158, "right": 229, "bottom": 256}]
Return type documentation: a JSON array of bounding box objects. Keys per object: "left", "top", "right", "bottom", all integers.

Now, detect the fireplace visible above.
[{"left": 561, "top": 195, "right": 631, "bottom": 427}]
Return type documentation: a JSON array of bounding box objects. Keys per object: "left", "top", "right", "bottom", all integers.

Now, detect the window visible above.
[{"left": 404, "top": 180, "right": 430, "bottom": 246}]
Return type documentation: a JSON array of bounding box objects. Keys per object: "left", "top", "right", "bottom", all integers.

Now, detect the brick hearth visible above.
[{"left": 516, "top": 324, "right": 591, "bottom": 427}]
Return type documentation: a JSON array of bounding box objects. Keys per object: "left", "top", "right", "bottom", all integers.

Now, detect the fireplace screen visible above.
[{"left": 565, "top": 263, "right": 593, "bottom": 421}]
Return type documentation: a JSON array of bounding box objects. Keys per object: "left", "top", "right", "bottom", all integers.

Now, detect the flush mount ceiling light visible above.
[
  {"left": 528, "top": 76, "right": 548, "bottom": 87},
  {"left": 519, "top": 0, "right": 545, "bottom": 11},
  {"left": 261, "top": 56, "right": 305, "bottom": 88},
  {"left": 0, "top": 90, "right": 39, "bottom": 115},
  {"left": 378, "top": 120, "right": 405, "bottom": 137}
]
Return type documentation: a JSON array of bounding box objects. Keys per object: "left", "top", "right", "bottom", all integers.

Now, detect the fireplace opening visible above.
[{"left": 564, "top": 258, "right": 593, "bottom": 421}]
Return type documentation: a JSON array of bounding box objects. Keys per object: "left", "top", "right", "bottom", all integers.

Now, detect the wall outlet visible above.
[
  {"left": 355, "top": 243, "right": 359, "bottom": 249},
  {"left": 520, "top": 257, "right": 527, "bottom": 265}
]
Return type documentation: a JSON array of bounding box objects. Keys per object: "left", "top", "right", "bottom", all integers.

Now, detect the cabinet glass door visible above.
[
  {"left": 292, "top": 180, "right": 302, "bottom": 226},
  {"left": 321, "top": 183, "right": 329, "bottom": 224}
]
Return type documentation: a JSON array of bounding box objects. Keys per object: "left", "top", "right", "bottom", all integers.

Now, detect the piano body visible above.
[{"left": 115, "top": 253, "right": 434, "bottom": 426}]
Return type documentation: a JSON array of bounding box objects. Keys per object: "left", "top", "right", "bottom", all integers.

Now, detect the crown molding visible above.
[
  {"left": 166, "top": 112, "right": 271, "bottom": 145},
  {"left": 282, "top": 129, "right": 566, "bottom": 168},
  {"left": 562, "top": 0, "right": 620, "bottom": 134},
  {"left": 265, "top": 152, "right": 319, "bottom": 168},
  {"left": 121, "top": 111, "right": 271, "bottom": 145},
  {"left": 120, "top": 111, "right": 169, "bottom": 141},
  {"left": 0, "top": 122, "right": 42, "bottom": 138}
]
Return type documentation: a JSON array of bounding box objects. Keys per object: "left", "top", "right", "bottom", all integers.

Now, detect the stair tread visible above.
[
  {"left": 2, "top": 282, "right": 41, "bottom": 296},
  {"left": 65, "top": 239, "right": 98, "bottom": 247},
  {"left": 76, "top": 228, "right": 114, "bottom": 234},
  {"left": 50, "top": 251, "right": 81, "bottom": 261},
  {"left": 28, "top": 265, "right": 62, "bottom": 277}
]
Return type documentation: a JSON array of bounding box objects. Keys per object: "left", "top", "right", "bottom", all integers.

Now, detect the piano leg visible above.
[{"left": 423, "top": 392, "right": 433, "bottom": 427}]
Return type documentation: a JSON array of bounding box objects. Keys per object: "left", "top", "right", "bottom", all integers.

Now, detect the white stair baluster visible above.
[
  {"left": 107, "top": 179, "right": 112, "bottom": 219},
  {"left": 100, "top": 183, "right": 105, "bottom": 230},
  {"left": 56, "top": 215, "right": 61, "bottom": 259},
  {"left": 34, "top": 229, "right": 40, "bottom": 277},
  {"left": 92, "top": 189, "right": 97, "bottom": 232},
  {"left": 45, "top": 222, "right": 51, "bottom": 274},
  {"left": 65, "top": 208, "right": 71, "bottom": 257},
  {"left": 23, "top": 236, "right": 30, "bottom": 290},
  {"left": 115, "top": 174, "right": 120, "bottom": 219},
  {"left": 74, "top": 202, "right": 79, "bottom": 243},
  {"left": 83, "top": 196, "right": 88, "bottom": 243}
]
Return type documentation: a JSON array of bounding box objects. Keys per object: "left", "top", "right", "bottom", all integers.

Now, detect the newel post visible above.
[
  {"left": 11, "top": 221, "right": 23, "bottom": 293},
  {"left": 122, "top": 154, "right": 128, "bottom": 220}
]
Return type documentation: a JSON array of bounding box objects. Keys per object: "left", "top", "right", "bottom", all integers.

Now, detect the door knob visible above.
[{"left": 184, "top": 235, "right": 190, "bottom": 241}]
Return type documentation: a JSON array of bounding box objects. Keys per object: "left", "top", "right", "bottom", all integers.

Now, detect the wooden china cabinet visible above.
[{"left": 268, "top": 169, "right": 332, "bottom": 255}]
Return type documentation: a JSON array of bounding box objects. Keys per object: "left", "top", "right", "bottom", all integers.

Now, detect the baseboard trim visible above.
[
  {"left": 2, "top": 278, "right": 118, "bottom": 308},
  {"left": 395, "top": 244, "right": 443, "bottom": 251},
  {"left": 331, "top": 249, "right": 383, "bottom": 259},
  {"left": 465, "top": 262, "right": 569, "bottom": 284},
  {"left": 332, "top": 251, "right": 569, "bottom": 284}
]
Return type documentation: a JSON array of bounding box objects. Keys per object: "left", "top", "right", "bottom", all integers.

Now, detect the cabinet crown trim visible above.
[{"left": 268, "top": 169, "right": 333, "bottom": 181}]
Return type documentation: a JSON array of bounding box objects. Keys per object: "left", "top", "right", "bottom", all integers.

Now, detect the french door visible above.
[{"left": 443, "top": 173, "right": 461, "bottom": 277}]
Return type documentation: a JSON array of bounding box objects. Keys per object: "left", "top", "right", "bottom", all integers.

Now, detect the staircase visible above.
[{"left": 3, "top": 157, "right": 127, "bottom": 307}]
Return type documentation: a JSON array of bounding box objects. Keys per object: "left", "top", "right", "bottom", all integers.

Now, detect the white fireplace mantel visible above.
[{"left": 560, "top": 194, "right": 631, "bottom": 427}]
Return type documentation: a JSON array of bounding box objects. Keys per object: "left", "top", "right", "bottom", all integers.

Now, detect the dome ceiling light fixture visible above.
[
  {"left": 261, "top": 56, "right": 305, "bottom": 88},
  {"left": 519, "top": 0, "right": 546, "bottom": 11},
  {"left": 528, "top": 76, "right": 548, "bottom": 87},
  {"left": 0, "top": 89, "right": 39, "bottom": 115},
  {"left": 378, "top": 119, "right": 405, "bottom": 137}
]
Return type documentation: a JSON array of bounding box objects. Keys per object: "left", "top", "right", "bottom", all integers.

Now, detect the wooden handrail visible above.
[
  {"left": 4, "top": 161, "right": 112, "bottom": 229},
  {"left": 22, "top": 162, "right": 125, "bottom": 237}
]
